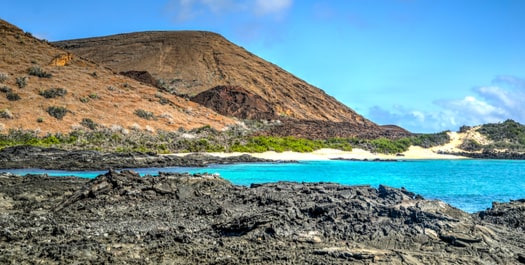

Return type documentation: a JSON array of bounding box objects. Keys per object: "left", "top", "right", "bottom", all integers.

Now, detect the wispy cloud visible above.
[
  {"left": 255, "top": 0, "right": 292, "bottom": 16},
  {"left": 165, "top": 0, "right": 293, "bottom": 43},
  {"left": 368, "top": 76, "right": 525, "bottom": 133},
  {"left": 168, "top": 0, "right": 292, "bottom": 21}
]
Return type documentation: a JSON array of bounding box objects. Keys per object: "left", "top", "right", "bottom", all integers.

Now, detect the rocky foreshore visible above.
[
  {"left": 0, "top": 145, "right": 274, "bottom": 170},
  {"left": 1, "top": 170, "right": 524, "bottom": 264}
]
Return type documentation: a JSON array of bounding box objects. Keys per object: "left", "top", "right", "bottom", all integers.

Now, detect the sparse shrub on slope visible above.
[
  {"left": 6, "top": 92, "right": 21, "bottom": 101},
  {"left": 0, "top": 86, "right": 11, "bottom": 93},
  {"left": 28, "top": 66, "right": 52, "bottom": 78},
  {"left": 46, "top": 106, "right": 69, "bottom": 120},
  {"left": 0, "top": 72, "right": 8, "bottom": 83},
  {"left": 16, "top": 76, "right": 27, "bottom": 88},
  {"left": 134, "top": 109, "right": 155, "bottom": 120},
  {"left": 0, "top": 109, "right": 14, "bottom": 119},
  {"left": 80, "top": 118, "right": 98, "bottom": 130},
  {"left": 39, "top": 88, "right": 67, "bottom": 98},
  {"left": 460, "top": 139, "right": 482, "bottom": 151}
]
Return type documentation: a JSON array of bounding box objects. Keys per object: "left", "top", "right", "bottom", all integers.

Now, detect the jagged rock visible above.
[
  {"left": 0, "top": 145, "right": 272, "bottom": 170},
  {"left": 190, "top": 85, "right": 276, "bottom": 120},
  {"left": 477, "top": 199, "right": 525, "bottom": 230},
  {"left": 1, "top": 170, "right": 524, "bottom": 264}
]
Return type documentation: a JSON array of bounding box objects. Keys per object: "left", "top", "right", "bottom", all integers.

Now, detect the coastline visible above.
[{"left": 180, "top": 146, "right": 468, "bottom": 161}]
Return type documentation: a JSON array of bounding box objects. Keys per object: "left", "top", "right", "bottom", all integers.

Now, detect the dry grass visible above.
[{"left": 0, "top": 20, "right": 235, "bottom": 135}]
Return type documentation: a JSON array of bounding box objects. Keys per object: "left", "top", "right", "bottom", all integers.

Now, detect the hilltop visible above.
[
  {"left": 0, "top": 20, "right": 235, "bottom": 135},
  {"left": 54, "top": 31, "right": 409, "bottom": 139}
]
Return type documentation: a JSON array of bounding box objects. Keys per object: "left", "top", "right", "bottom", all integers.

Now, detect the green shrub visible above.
[
  {"left": 80, "top": 118, "right": 98, "bottom": 130},
  {"left": 0, "top": 72, "right": 8, "bottom": 83},
  {"left": 0, "top": 86, "right": 11, "bottom": 93},
  {"left": 370, "top": 137, "right": 411, "bottom": 154},
  {"left": 0, "top": 109, "right": 13, "bottom": 119},
  {"left": 46, "top": 106, "right": 68, "bottom": 119},
  {"left": 6, "top": 92, "right": 21, "bottom": 101},
  {"left": 40, "top": 87, "right": 67, "bottom": 98},
  {"left": 15, "top": 76, "right": 27, "bottom": 88},
  {"left": 409, "top": 131, "right": 450, "bottom": 148},
  {"left": 28, "top": 66, "right": 52, "bottom": 78},
  {"left": 36, "top": 117, "right": 44, "bottom": 123},
  {"left": 460, "top": 139, "right": 482, "bottom": 151},
  {"left": 134, "top": 109, "right": 155, "bottom": 120}
]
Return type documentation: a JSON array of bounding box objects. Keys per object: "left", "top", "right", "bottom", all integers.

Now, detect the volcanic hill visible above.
[
  {"left": 0, "top": 20, "right": 235, "bottom": 134},
  {"left": 55, "top": 31, "right": 409, "bottom": 138}
]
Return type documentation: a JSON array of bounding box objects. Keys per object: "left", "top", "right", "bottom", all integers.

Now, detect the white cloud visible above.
[
  {"left": 255, "top": 0, "right": 292, "bottom": 16},
  {"left": 168, "top": 0, "right": 293, "bottom": 21},
  {"left": 368, "top": 75, "right": 525, "bottom": 133}
]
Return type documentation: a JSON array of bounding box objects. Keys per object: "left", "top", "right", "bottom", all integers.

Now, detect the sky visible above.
[{"left": 2, "top": 0, "right": 525, "bottom": 133}]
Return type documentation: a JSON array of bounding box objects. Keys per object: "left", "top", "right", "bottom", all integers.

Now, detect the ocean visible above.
[{"left": 3, "top": 159, "right": 525, "bottom": 213}]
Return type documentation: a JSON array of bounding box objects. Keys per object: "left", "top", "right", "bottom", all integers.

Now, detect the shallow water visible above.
[{"left": 3, "top": 159, "right": 525, "bottom": 213}]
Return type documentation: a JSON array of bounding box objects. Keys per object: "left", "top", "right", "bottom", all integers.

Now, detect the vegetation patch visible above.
[
  {"left": 46, "top": 106, "right": 69, "bottom": 120},
  {"left": 0, "top": 109, "right": 14, "bottom": 119},
  {"left": 40, "top": 88, "right": 67, "bottom": 98},
  {"left": 80, "top": 118, "right": 98, "bottom": 130},
  {"left": 409, "top": 131, "right": 450, "bottom": 148},
  {"left": 0, "top": 86, "right": 11, "bottom": 93},
  {"left": 134, "top": 109, "right": 155, "bottom": 120},
  {"left": 28, "top": 66, "right": 52, "bottom": 78},
  {"left": 15, "top": 76, "right": 27, "bottom": 88},
  {"left": 0, "top": 72, "right": 8, "bottom": 83},
  {"left": 476, "top": 119, "right": 525, "bottom": 152},
  {"left": 6, "top": 92, "right": 21, "bottom": 101}
]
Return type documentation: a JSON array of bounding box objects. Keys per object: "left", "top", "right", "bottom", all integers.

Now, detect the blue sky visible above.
[{"left": 2, "top": 0, "right": 525, "bottom": 132}]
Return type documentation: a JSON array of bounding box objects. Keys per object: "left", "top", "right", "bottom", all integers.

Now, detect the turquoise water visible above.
[{"left": 3, "top": 159, "right": 525, "bottom": 213}]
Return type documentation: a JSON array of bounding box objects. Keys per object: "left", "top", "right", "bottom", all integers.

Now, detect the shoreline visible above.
[{"left": 174, "top": 146, "right": 468, "bottom": 161}]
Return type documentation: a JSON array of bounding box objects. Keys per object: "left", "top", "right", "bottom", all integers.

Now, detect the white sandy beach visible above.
[
  {"left": 201, "top": 146, "right": 466, "bottom": 161},
  {"left": 172, "top": 132, "right": 470, "bottom": 161}
]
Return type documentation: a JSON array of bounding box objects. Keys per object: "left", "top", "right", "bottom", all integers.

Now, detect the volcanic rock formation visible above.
[{"left": 1, "top": 170, "right": 524, "bottom": 264}]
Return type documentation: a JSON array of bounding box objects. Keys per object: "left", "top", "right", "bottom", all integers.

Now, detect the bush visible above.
[
  {"left": 40, "top": 87, "right": 67, "bottom": 98},
  {"left": 370, "top": 137, "right": 411, "bottom": 154},
  {"left": 36, "top": 117, "right": 44, "bottom": 123},
  {"left": 409, "top": 131, "right": 450, "bottom": 148},
  {"left": 46, "top": 106, "right": 68, "bottom": 119},
  {"left": 0, "top": 109, "right": 14, "bottom": 119},
  {"left": 28, "top": 66, "right": 52, "bottom": 78},
  {"left": 134, "top": 109, "right": 155, "bottom": 120},
  {"left": 0, "top": 86, "right": 11, "bottom": 93},
  {"left": 460, "top": 139, "right": 482, "bottom": 151},
  {"left": 0, "top": 72, "right": 8, "bottom": 83},
  {"left": 80, "top": 118, "right": 98, "bottom": 130},
  {"left": 16, "top": 76, "right": 27, "bottom": 88},
  {"left": 6, "top": 92, "right": 21, "bottom": 101}
]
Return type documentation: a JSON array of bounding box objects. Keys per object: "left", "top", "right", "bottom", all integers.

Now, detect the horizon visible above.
[{"left": 2, "top": 1, "right": 524, "bottom": 133}]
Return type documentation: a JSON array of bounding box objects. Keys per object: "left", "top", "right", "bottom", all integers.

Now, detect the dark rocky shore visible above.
[
  {"left": 1, "top": 170, "right": 524, "bottom": 264},
  {"left": 0, "top": 145, "right": 273, "bottom": 170}
]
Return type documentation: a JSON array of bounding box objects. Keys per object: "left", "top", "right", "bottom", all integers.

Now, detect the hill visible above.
[
  {"left": 54, "top": 31, "right": 409, "bottom": 138},
  {"left": 403, "top": 120, "right": 525, "bottom": 159},
  {"left": 0, "top": 20, "right": 235, "bottom": 135}
]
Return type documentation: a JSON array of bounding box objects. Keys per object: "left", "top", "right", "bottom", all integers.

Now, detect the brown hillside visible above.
[
  {"left": 0, "top": 20, "right": 235, "bottom": 135},
  {"left": 54, "top": 31, "right": 378, "bottom": 126}
]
